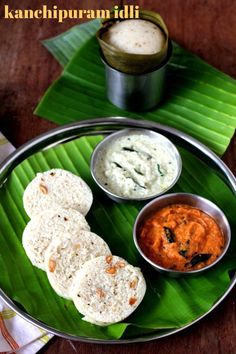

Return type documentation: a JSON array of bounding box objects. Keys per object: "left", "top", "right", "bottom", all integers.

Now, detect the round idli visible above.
[
  {"left": 102, "top": 19, "right": 165, "bottom": 55},
  {"left": 45, "top": 231, "right": 111, "bottom": 299},
  {"left": 23, "top": 169, "right": 93, "bottom": 218},
  {"left": 71, "top": 255, "right": 146, "bottom": 325},
  {"left": 22, "top": 207, "right": 90, "bottom": 270}
]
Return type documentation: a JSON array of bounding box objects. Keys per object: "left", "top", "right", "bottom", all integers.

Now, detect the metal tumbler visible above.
[{"left": 101, "top": 42, "right": 172, "bottom": 112}]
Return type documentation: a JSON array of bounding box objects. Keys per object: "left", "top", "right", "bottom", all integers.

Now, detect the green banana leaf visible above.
[
  {"left": 34, "top": 20, "right": 236, "bottom": 156},
  {"left": 0, "top": 134, "right": 236, "bottom": 340}
]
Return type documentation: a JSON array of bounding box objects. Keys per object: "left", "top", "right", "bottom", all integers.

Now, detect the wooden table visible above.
[{"left": 1, "top": 1, "right": 236, "bottom": 353}]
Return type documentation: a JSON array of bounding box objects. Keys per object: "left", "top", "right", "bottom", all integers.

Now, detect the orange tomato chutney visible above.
[{"left": 138, "top": 204, "right": 225, "bottom": 271}]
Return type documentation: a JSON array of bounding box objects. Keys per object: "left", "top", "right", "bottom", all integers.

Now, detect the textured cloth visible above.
[
  {"left": 0, "top": 132, "right": 53, "bottom": 353},
  {"left": 0, "top": 133, "right": 15, "bottom": 160}
]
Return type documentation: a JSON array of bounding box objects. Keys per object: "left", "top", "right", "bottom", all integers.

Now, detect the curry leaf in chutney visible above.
[
  {"left": 179, "top": 250, "right": 187, "bottom": 257},
  {"left": 157, "top": 164, "right": 164, "bottom": 176},
  {"left": 163, "top": 227, "right": 175, "bottom": 243},
  {"left": 187, "top": 253, "right": 212, "bottom": 267}
]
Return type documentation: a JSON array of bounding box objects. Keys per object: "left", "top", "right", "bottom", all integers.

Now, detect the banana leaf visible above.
[
  {"left": 0, "top": 134, "right": 236, "bottom": 340},
  {"left": 34, "top": 20, "right": 236, "bottom": 156}
]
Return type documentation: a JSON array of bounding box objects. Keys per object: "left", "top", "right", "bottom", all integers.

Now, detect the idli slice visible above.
[
  {"left": 22, "top": 207, "right": 90, "bottom": 271},
  {"left": 45, "top": 231, "right": 111, "bottom": 299},
  {"left": 23, "top": 169, "right": 93, "bottom": 218},
  {"left": 71, "top": 255, "right": 146, "bottom": 325}
]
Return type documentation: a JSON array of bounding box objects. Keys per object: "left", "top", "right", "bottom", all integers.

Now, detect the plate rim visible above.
[{"left": 0, "top": 116, "right": 236, "bottom": 343}]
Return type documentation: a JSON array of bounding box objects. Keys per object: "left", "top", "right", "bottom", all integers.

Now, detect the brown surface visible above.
[{"left": 0, "top": 0, "right": 236, "bottom": 353}]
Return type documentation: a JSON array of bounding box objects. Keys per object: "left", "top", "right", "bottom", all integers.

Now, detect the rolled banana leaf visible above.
[{"left": 97, "top": 10, "right": 169, "bottom": 74}]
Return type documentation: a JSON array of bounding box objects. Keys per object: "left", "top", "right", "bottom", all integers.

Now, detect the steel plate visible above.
[{"left": 0, "top": 117, "right": 235, "bottom": 343}]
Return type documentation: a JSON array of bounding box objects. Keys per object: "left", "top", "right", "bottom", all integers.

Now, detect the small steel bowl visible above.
[
  {"left": 90, "top": 128, "right": 182, "bottom": 203},
  {"left": 133, "top": 193, "right": 231, "bottom": 277}
]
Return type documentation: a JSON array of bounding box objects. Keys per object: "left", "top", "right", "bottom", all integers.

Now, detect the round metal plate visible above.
[{"left": 0, "top": 117, "right": 235, "bottom": 343}]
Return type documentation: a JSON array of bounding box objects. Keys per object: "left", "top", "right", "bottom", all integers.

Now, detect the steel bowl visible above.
[
  {"left": 133, "top": 192, "right": 231, "bottom": 277},
  {"left": 90, "top": 128, "right": 182, "bottom": 203}
]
